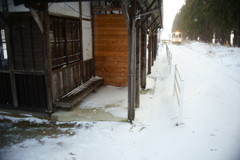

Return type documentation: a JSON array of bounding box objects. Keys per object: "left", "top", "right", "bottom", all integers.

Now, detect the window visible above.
[
  {"left": 0, "top": 29, "right": 8, "bottom": 69},
  {"left": 50, "top": 17, "right": 82, "bottom": 69}
]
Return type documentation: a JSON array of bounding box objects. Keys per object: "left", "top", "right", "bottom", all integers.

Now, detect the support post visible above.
[
  {"left": 126, "top": 0, "right": 136, "bottom": 122},
  {"left": 153, "top": 34, "right": 157, "bottom": 61},
  {"left": 42, "top": 1, "right": 53, "bottom": 112},
  {"left": 140, "top": 28, "right": 146, "bottom": 89},
  {"left": 152, "top": 34, "right": 155, "bottom": 66},
  {"left": 147, "top": 32, "right": 152, "bottom": 74},
  {"left": 135, "top": 25, "right": 140, "bottom": 108}
]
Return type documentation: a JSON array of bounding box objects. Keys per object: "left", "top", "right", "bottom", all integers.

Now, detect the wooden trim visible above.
[
  {"left": 13, "top": 71, "right": 45, "bottom": 75},
  {"left": 0, "top": 70, "right": 10, "bottom": 73},
  {"left": 90, "top": 1, "right": 95, "bottom": 76},
  {"left": 93, "top": 6, "right": 122, "bottom": 11},
  {"left": 64, "top": 19, "right": 68, "bottom": 65},
  {"left": 49, "top": 12, "right": 80, "bottom": 20},
  {"left": 29, "top": 16, "right": 36, "bottom": 71},
  {"left": 52, "top": 61, "right": 81, "bottom": 73},
  {"left": 19, "top": 18, "right": 26, "bottom": 70},
  {"left": 80, "top": 2, "right": 84, "bottom": 83},
  {"left": 48, "top": 12, "right": 91, "bottom": 21}
]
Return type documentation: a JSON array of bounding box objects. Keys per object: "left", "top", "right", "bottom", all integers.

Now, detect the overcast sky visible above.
[{"left": 163, "top": 0, "right": 185, "bottom": 34}]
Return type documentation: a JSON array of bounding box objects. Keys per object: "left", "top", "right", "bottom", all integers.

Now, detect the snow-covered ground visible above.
[{"left": 1, "top": 41, "right": 240, "bottom": 160}]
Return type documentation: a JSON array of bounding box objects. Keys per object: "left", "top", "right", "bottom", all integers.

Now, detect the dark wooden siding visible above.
[
  {"left": 52, "top": 62, "right": 83, "bottom": 103},
  {"left": 0, "top": 73, "right": 13, "bottom": 106},
  {"left": 9, "top": 13, "right": 44, "bottom": 72},
  {"left": 83, "top": 59, "right": 94, "bottom": 82},
  {"left": 0, "top": 13, "right": 48, "bottom": 112},
  {"left": 94, "top": 14, "right": 128, "bottom": 87},
  {"left": 52, "top": 59, "right": 94, "bottom": 104},
  {"left": 15, "top": 74, "right": 48, "bottom": 111}
]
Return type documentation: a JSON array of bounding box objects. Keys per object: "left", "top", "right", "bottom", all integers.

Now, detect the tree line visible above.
[{"left": 172, "top": 0, "right": 240, "bottom": 46}]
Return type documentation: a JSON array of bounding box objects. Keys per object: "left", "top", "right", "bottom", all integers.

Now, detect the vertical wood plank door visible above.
[{"left": 94, "top": 14, "right": 128, "bottom": 87}]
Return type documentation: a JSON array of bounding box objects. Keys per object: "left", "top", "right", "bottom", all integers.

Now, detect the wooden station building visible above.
[{"left": 0, "top": 0, "right": 162, "bottom": 122}]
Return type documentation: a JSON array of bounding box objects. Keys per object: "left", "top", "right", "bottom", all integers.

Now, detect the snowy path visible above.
[{"left": 1, "top": 42, "right": 240, "bottom": 160}]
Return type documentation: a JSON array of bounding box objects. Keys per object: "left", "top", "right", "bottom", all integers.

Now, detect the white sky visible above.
[{"left": 163, "top": 0, "right": 185, "bottom": 34}]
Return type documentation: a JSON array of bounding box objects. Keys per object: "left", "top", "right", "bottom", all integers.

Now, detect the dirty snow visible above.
[
  {"left": 1, "top": 41, "right": 240, "bottom": 160},
  {"left": 0, "top": 111, "right": 49, "bottom": 124}
]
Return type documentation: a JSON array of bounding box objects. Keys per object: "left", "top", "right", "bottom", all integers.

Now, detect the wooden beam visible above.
[
  {"left": 93, "top": 6, "right": 122, "bottom": 11},
  {"left": 147, "top": 15, "right": 159, "bottom": 29},
  {"left": 136, "top": 5, "right": 158, "bottom": 28},
  {"left": 30, "top": 8, "right": 44, "bottom": 33},
  {"left": 13, "top": 0, "right": 106, "bottom": 6},
  {"left": 122, "top": 0, "right": 130, "bottom": 25},
  {"left": 138, "top": 8, "right": 158, "bottom": 18},
  {"left": 135, "top": 0, "right": 156, "bottom": 27}
]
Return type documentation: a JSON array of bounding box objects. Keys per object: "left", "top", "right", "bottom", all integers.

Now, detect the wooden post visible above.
[
  {"left": 153, "top": 34, "right": 157, "bottom": 62},
  {"left": 151, "top": 33, "right": 155, "bottom": 66},
  {"left": 155, "top": 34, "right": 158, "bottom": 60},
  {"left": 90, "top": 1, "right": 95, "bottom": 77},
  {"left": 2, "top": 0, "right": 18, "bottom": 107},
  {"left": 147, "top": 33, "right": 152, "bottom": 74},
  {"left": 135, "top": 25, "right": 140, "bottom": 108},
  {"left": 140, "top": 28, "right": 146, "bottom": 89},
  {"left": 42, "top": 1, "right": 53, "bottom": 112},
  {"left": 151, "top": 33, "right": 154, "bottom": 66},
  {"left": 125, "top": 0, "right": 136, "bottom": 122}
]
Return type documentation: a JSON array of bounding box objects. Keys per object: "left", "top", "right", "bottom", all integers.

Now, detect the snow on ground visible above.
[
  {"left": 1, "top": 41, "right": 240, "bottom": 160},
  {"left": 0, "top": 111, "right": 49, "bottom": 123}
]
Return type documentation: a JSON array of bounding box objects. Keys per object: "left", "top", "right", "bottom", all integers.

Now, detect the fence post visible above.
[
  {"left": 173, "top": 64, "right": 177, "bottom": 96},
  {"left": 166, "top": 45, "right": 172, "bottom": 74},
  {"left": 177, "top": 80, "right": 184, "bottom": 125},
  {"left": 173, "top": 64, "right": 184, "bottom": 126}
]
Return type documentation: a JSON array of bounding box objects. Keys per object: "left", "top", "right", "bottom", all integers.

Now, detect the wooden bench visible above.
[{"left": 55, "top": 76, "right": 103, "bottom": 110}]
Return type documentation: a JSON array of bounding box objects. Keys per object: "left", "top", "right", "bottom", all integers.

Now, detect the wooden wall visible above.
[
  {"left": 52, "top": 62, "right": 82, "bottom": 103},
  {"left": 94, "top": 14, "right": 128, "bottom": 87},
  {"left": 51, "top": 59, "right": 94, "bottom": 104},
  {"left": 0, "top": 13, "right": 48, "bottom": 112}
]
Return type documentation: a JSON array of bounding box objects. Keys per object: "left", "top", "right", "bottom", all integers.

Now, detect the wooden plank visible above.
[
  {"left": 55, "top": 77, "right": 103, "bottom": 109},
  {"left": 95, "top": 55, "right": 128, "bottom": 61},
  {"left": 94, "top": 14, "right": 128, "bottom": 87}
]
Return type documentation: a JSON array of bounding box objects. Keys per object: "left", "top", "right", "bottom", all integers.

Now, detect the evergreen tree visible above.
[{"left": 172, "top": 0, "right": 240, "bottom": 46}]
